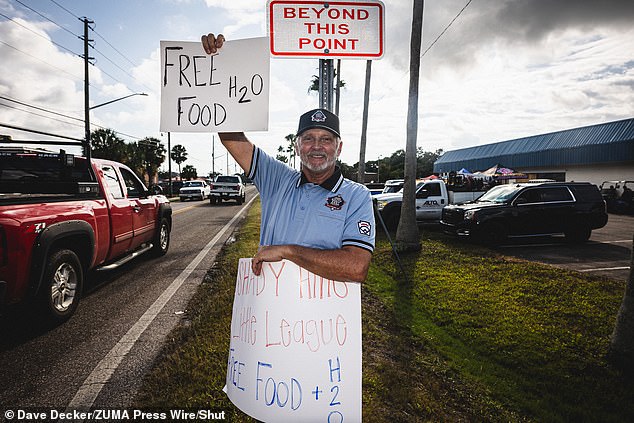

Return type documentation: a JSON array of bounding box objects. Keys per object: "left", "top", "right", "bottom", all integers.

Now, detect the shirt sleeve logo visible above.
[
  {"left": 325, "top": 194, "right": 345, "bottom": 210},
  {"left": 358, "top": 220, "right": 372, "bottom": 236}
]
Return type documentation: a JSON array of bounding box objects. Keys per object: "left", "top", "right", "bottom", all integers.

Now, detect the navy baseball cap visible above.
[{"left": 297, "top": 108, "right": 340, "bottom": 138}]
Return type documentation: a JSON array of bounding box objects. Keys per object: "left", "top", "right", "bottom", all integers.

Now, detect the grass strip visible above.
[{"left": 135, "top": 202, "right": 633, "bottom": 422}]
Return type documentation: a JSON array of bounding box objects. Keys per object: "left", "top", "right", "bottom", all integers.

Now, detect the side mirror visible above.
[
  {"left": 416, "top": 189, "right": 429, "bottom": 199},
  {"left": 150, "top": 184, "right": 164, "bottom": 195},
  {"left": 515, "top": 197, "right": 527, "bottom": 205}
]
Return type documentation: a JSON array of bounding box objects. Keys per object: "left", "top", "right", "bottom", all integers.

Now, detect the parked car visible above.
[
  {"left": 365, "top": 182, "right": 385, "bottom": 196},
  {"left": 0, "top": 147, "right": 172, "bottom": 323},
  {"left": 382, "top": 179, "right": 404, "bottom": 194},
  {"left": 209, "top": 175, "right": 245, "bottom": 204},
  {"left": 440, "top": 182, "right": 608, "bottom": 245},
  {"left": 179, "top": 180, "right": 210, "bottom": 201}
]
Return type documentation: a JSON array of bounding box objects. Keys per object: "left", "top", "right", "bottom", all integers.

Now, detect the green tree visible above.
[
  {"left": 417, "top": 148, "right": 443, "bottom": 178},
  {"left": 276, "top": 144, "right": 288, "bottom": 163},
  {"left": 138, "top": 137, "right": 166, "bottom": 184},
  {"left": 395, "top": 0, "right": 424, "bottom": 252},
  {"left": 181, "top": 164, "right": 197, "bottom": 180},
  {"left": 285, "top": 134, "right": 297, "bottom": 168},
  {"left": 90, "top": 128, "right": 128, "bottom": 163},
  {"left": 171, "top": 144, "right": 188, "bottom": 178}
]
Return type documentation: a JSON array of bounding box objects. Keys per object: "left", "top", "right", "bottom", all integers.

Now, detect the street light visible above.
[
  {"left": 89, "top": 92, "right": 148, "bottom": 110},
  {"left": 84, "top": 92, "right": 148, "bottom": 160}
]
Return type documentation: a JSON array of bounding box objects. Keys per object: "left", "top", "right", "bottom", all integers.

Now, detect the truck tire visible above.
[
  {"left": 151, "top": 217, "right": 171, "bottom": 257},
  {"left": 564, "top": 226, "right": 591, "bottom": 243},
  {"left": 237, "top": 195, "right": 244, "bottom": 205},
  {"left": 38, "top": 249, "right": 83, "bottom": 324},
  {"left": 475, "top": 222, "right": 508, "bottom": 246}
]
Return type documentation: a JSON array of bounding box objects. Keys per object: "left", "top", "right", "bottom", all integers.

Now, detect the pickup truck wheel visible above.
[
  {"left": 210, "top": 197, "right": 217, "bottom": 205},
  {"left": 151, "top": 218, "right": 171, "bottom": 256},
  {"left": 39, "top": 249, "right": 83, "bottom": 323},
  {"left": 237, "top": 195, "right": 244, "bottom": 205}
]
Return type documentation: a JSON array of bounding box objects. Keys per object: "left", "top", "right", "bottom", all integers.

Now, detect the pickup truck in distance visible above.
[
  {"left": 373, "top": 178, "right": 487, "bottom": 229},
  {"left": 209, "top": 175, "right": 245, "bottom": 205},
  {"left": 0, "top": 148, "right": 172, "bottom": 324}
]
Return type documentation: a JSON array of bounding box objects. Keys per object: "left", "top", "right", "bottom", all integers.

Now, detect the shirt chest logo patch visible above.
[{"left": 325, "top": 194, "right": 345, "bottom": 211}]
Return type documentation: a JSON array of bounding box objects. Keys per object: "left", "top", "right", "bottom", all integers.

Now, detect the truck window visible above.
[
  {"left": 101, "top": 165, "right": 124, "bottom": 199},
  {"left": 119, "top": 168, "right": 145, "bottom": 198},
  {"left": 538, "top": 187, "right": 573, "bottom": 202},
  {"left": 425, "top": 182, "right": 441, "bottom": 197}
]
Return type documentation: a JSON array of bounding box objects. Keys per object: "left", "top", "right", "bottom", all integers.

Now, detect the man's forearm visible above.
[{"left": 254, "top": 244, "right": 372, "bottom": 283}]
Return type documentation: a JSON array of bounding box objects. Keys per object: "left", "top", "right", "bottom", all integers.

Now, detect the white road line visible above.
[
  {"left": 578, "top": 266, "right": 630, "bottom": 273},
  {"left": 66, "top": 195, "right": 257, "bottom": 414}
]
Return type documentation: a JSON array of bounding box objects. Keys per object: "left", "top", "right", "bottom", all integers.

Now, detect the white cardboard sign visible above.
[
  {"left": 267, "top": 0, "right": 385, "bottom": 59},
  {"left": 225, "top": 258, "right": 362, "bottom": 422},
  {"left": 160, "top": 38, "right": 270, "bottom": 132}
]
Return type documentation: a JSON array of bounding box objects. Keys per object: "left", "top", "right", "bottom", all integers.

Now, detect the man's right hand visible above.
[{"left": 201, "top": 33, "right": 225, "bottom": 54}]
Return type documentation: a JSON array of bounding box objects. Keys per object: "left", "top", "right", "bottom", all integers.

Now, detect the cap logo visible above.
[{"left": 311, "top": 110, "right": 327, "bottom": 123}]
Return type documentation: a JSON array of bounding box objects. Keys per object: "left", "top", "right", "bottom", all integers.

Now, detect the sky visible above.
[{"left": 1, "top": 0, "right": 633, "bottom": 177}]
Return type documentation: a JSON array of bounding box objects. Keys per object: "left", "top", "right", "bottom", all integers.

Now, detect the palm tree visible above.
[
  {"left": 358, "top": 60, "right": 372, "bottom": 184},
  {"left": 90, "top": 128, "right": 128, "bottom": 163},
  {"left": 608, "top": 234, "right": 634, "bottom": 371},
  {"left": 138, "top": 137, "right": 166, "bottom": 184},
  {"left": 181, "top": 164, "right": 197, "bottom": 180},
  {"left": 285, "top": 134, "right": 297, "bottom": 168},
  {"left": 171, "top": 144, "right": 188, "bottom": 179},
  {"left": 395, "top": 0, "right": 424, "bottom": 252}
]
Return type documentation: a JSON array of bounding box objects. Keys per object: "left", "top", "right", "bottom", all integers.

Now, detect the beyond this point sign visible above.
[{"left": 267, "top": 0, "right": 385, "bottom": 59}]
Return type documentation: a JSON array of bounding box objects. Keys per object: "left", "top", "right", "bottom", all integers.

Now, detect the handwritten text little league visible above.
[{"left": 226, "top": 259, "right": 362, "bottom": 423}]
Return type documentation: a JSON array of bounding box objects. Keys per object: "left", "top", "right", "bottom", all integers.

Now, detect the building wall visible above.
[{"left": 519, "top": 162, "right": 634, "bottom": 187}]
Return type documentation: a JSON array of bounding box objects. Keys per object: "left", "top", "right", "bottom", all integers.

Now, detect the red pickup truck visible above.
[{"left": 0, "top": 147, "right": 172, "bottom": 324}]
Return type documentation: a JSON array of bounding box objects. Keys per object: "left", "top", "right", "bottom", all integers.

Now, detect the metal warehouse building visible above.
[{"left": 433, "top": 118, "right": 634, "bottom": 187}]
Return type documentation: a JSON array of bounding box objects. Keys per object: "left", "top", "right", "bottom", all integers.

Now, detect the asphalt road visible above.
[
  {"left": 497, "top": 213, "right": 633, "bottom": 282},
  {"left": 0, "top": 186, "right": 258, "bottom": 415}
]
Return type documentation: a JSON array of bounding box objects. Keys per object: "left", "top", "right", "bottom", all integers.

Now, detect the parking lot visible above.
[{"left": 498, "top": 213, "right": 633, "bottom": 282}]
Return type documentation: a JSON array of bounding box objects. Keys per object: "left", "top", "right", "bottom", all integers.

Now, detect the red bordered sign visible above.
[{"left": 267, "top": 0, "right": 385, "bottom": 59}]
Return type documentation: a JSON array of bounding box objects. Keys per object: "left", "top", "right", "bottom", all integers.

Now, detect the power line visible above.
[
  {"left": 0, "top": 101, "right": 85, "bottom": 128},
  {"left": 0, "top": 39, "right": 83, "bottom": 80},
  {"left": 0, "top": 12, "right": 79, "bottom": 56},
  {"left": 0, "top": 95, "right": 84, "bottom": 123},
  {"left": 48, "top": 0, "right": 81, "bottom": 20},
  {"left": 13, "top": 0, "right": 77, "bottom": 38},
  {"left": 421, "top": 0, "right": 473, "bottom": 59}
]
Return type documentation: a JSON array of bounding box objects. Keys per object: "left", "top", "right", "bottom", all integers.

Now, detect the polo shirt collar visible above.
[{"left": 297, "top": 166, "right": 344, "bottom": 192}]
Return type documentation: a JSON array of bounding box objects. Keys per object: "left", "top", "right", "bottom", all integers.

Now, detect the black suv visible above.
[{"left": 440, "top": 182, "right": 608, "bottom": 244}]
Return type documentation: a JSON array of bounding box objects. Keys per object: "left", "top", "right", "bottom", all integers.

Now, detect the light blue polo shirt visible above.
[{"left": 247, "top": 147, "right": 375, "bottom": 253}]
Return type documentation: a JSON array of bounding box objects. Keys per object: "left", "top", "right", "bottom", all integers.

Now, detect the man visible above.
[{"left": 201, "top": 33, "right": 375, "bottom": 283}]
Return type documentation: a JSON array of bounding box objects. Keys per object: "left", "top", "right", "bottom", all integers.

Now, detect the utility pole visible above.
[{"left": 81, "top": 17, "right": 94, "bottom": 160}]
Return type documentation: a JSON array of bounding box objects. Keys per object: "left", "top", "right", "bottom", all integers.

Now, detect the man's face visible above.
[{"left": 296, "top": 129, "right": 342, "bottom": 174}]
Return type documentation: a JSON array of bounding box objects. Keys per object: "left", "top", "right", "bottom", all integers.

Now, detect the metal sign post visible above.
[{"left": 319, "top": 58, "right": 334, "bottom": 111}]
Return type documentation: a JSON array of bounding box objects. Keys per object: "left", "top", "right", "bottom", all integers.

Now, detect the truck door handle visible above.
[{"left": 133, "top": 205, "right": 141, "bottom": 213}]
